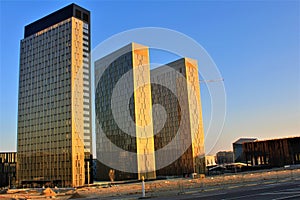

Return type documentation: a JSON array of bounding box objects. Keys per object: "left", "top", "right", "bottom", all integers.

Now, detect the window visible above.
[
  {"left": 83, "top": 13, "right": 89, "bottom": 22},
  {"left": 75, "top": 9, "right": 81, "bottom": 19}
]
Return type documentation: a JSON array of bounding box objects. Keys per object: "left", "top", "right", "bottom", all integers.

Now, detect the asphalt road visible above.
[
  {"left": 150, "top": 180, "right": 300, "bottom": 200},
  {"left": 82, "top": 180, "right": 300, "bottom": 200}
]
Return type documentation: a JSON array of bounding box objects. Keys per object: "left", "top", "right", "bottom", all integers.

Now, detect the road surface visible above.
[
  {"left": 96, "top": 180, "right": 300, "bottom": 200},
  {"left": 150, "top": 180, "right": 300, "bottom": 200}
]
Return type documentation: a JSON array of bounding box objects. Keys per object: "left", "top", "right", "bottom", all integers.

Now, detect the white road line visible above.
[
  {"left": 272, "top": 194, "right": 300, "bottom": 200},
  {"left": 221, "top": 193, "right": 262, "bottom": 200},
  {"left": 262, "top": 192, "right": 300, "bottom": 195},
  {"left": 221, "top": 191, "right": 300, "bottom": 200},
  {"left": 273, "top": 191, "right": 300, "bottom": 194},
  {"left": 281, "top": 188, "right": 300, "bottom": 192},
  {"left": 192, "top": 192, "right": 227, "bottom": 197}
]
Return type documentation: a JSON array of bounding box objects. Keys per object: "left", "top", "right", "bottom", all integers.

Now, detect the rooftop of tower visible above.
[{"left": 24, "top": 3, "right": 90, "bottom": 38}]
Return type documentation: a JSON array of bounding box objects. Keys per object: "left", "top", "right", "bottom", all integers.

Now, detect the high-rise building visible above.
[
  {"left": 95, "top": 43, "right": 156, "bottom": 181},
  {"left": 151, "top": 58, "right": 205, "bottom": 176},
  {"left": 94, "top": 43, "right": 205, "bottom": 180},
  {"left": 17, "top": 4, "right": 92, "bottom": 187}
]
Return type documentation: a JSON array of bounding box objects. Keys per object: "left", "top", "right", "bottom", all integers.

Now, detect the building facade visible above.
[
  {"left": 205, "top": 155, "right": 216, "bottom": 167},
  {"left": 94, "top": 43, "right": 156, "bottom": 181},
  {"left": 151, "top": 58, "right": 205, "bottom": 176},
  {"left": 17, "top": 4, "right": 92, "bottom": 187},
  {"left": 0, "top": 152, "right": 17, "bottom": 188},
  {"left": 94, "top": 43, "right": 205, "bottom": 180},
  {"left": 216, "top": 151, "right": 234, "bottom": 164},
  {"left": 243, "top": 137, "right": 300, "bottom": 167},
  {"left": 232, "top": 138, "right": 257, "bottom": 163}
]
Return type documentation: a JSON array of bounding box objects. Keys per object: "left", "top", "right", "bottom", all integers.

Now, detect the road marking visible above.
[
  {"left": 281, "top": 188, "right": 300, "bottom": 192},
  {"left": 221, "top": 193, "right": 262, "bottom": 200},
  {"left": 262, "top": 192, "right": 300, "bottom": 195},
  {"left": 220, "top": 184, "right": 300, "bottom": 200},
  {"left": 192, "top": 192, "right": 227, "bottom": 197},
  {"left": 220, "top": 191, "right": 300, "bottom": 200},
  {"left": 272, "top": 194, "right": 300, "bottom": 200}
]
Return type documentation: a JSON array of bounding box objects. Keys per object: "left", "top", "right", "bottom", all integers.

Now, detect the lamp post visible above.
[
  {"left": 87, "top": 161, "right": 90, "bottom": 185},
  {"left": 142, "top": 176, "right": 145, "bottom": 198}
]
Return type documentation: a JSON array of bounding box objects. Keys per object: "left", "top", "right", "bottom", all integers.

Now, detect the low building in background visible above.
[
  {"left": 0, "top": 152, "right": 17, "bottom": 188},
  {"left": 205, "top": 155, "right": 216, "bottom": 167},
  {"left": 216, "top": 151, "right": 234, "bottom": 164},
  {"left": 243, "top": 137, "right": 300, "bottom": 167},
  {"left": 233, "top": 138, "right": 257, "bottom": 163}
]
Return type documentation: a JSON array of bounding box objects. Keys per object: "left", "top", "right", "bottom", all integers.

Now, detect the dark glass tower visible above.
[{"left": 17, "top": 4, "right": 92, "bottom": 187}]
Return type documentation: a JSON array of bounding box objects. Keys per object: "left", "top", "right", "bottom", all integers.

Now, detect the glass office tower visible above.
[
  {"left": 94, "top": 43, "right": 156, "bottom": 180},
  {"left": 94, "top": 43, "right": 205, "bottom": 180},
  {"left": 17, "top": 4, "right": 92, "bottom": 187},
  {"left": 151, "top": 58, "right": 205, "bottom": 176}
]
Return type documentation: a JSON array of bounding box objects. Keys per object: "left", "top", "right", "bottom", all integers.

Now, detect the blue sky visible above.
[{"left": 0, "top": 0, "right": 299, "bottom": 154}]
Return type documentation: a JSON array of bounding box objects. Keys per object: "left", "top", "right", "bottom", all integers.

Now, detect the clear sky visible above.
[{"left": 0, "top": 0, "right": 299, "bottom": 155}]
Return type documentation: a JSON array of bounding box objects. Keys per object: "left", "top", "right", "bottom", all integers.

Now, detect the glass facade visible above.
[
  {"left": 0, "top": 152, "right": 17, "bottom": 187},
  {"left": 94, "top": 43, "right": 205, "bottom": 180},
  {"left": 95, "top": 43, "right": 156, "bottom": 180},
  {"left": 17, "top": 4, "right": 91, "bottom": 187},
  {"left": 151, "top": 58, "right": 205, "bottom": 176}
]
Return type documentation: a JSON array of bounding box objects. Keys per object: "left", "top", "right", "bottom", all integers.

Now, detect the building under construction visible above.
[{"left": 243, "top": 137, "right": 300, "bottom": 167}]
